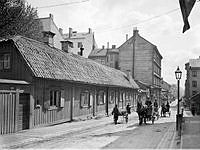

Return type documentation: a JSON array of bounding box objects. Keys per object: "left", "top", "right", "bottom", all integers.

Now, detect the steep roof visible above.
[
  {"left": 3, "top": 36, "right": 138, "bottom": 89},
  {"left": 88, "top": 48, "right": 107, "bottom": 57}
]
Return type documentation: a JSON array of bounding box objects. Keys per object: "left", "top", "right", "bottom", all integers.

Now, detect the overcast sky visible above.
[{"left": 27, "top": 0, "right": 200, "bottom": 88}]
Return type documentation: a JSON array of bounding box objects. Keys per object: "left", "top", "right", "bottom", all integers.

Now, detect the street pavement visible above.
[
  {"left": 0, "top": 105, "right": 182, "bottom": 149},
  {"left": 181, "top": 111, "right": 200, "bottom": 149}
]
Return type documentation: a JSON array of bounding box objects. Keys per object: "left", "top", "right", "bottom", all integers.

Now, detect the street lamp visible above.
[{"left": 175, "top": 66, "right": 182, "bottom": 131}]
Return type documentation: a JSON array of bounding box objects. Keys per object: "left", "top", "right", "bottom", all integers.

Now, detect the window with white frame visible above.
[
  {"left": 80, "top": 91, "right": 90, "bottom": 108},
  {"left": 109, "top": 91, "right": 115, "bottom": 104},
  {"left": 0, "top": 53, "right": 11, "bottom": 70},
  {"left": 50, "top": 90, "right": 61, "bottom": 107},
  {"left": 97, "top": 90, "right": 105, "bottom": 105}
]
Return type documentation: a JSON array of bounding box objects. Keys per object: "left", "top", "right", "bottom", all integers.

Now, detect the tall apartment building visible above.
[
  {"left": 185, "top": 57, "right": 200, "bottom": 106},
  {"left": 118, "top": 28, "right": 163, "bottom": 103}
]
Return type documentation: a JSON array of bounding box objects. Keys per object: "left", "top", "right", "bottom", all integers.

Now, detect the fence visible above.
[{"left": 0, "top": 90, "right": 19, "bottom": 135}]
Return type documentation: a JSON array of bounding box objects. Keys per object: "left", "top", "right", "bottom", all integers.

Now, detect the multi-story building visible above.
[
  {"left": 88, "top": 43, "right": 119, "bottom": 69},
  {"left": 185, "top": 57, "right": 200, "bottom": 106},
  {"left": 63, "top": 28, "right": 98, "bottom": 58},
  {"left": 38, "top": 14, "right": 64, "bottom": 49},
  {"left": 160, "top": 79, "right": 171, "bottom": 104},
  {"left": 118, "top": 28, "right": 163, "bottom": 103}
]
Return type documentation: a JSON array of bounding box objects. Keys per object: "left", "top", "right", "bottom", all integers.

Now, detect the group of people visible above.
[
  {"left": 161, "top": 101, "right": 170, "bottom": 117},
  {"left": 111, "top": 103, "right": 131, "bottom": 125},
  {"left": 111, "top": 99, "right": 170, "bottom": 125},
  {"left": 136, "top": 99, "right": 159, "bottom": 125}
]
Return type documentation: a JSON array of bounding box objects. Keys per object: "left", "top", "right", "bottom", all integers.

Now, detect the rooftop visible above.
[{"left": 2, "top": 36, "right": 138, "bottom": 89}]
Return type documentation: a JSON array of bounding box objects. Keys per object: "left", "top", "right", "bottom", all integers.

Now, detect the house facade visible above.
[
  {"left": 88, "top": 44, "right": 119, "bottom": 70},
  {"left": 160, "top": 79, "right": 171, "bottom": 104},
  {"left": 0, "top": 36, "right": 138, "bottom": 134},
  {"left": 185, "top": 57, "right": 200, "bottom": 107},
  {"left": 63, "top": 28, "right": 98, "bottom": 58},
  {"left": 118, "top": 28, "right": 163, "bottom": 104}
]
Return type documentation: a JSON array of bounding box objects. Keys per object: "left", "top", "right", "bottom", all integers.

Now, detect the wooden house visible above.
[{"left": 0, "top": 36, "right": 139, "bottom": 134}]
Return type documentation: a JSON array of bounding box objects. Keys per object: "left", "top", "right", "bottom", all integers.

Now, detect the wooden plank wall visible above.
[{"left": 0, "top": 92, "right": 16, "bottom": 134}]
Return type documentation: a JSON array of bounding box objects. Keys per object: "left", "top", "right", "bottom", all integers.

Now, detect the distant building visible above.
[
  {"left": 118, "top": 28, "right": 163, "bottom": 103},
  {"left": 160, "top": 79, "right": 172, "bottom": 103},
  {"left": 38, "top": 14, "right": 64, "bottom": 49},
  {"left": 185, "top": 57, "right": 200, "bottom": 107},
  {"left": 63, "top": 28, "right": 98, "bottom": 58},
  {"left": 88, "top": 43, "right": 119, "bottom": 69}
]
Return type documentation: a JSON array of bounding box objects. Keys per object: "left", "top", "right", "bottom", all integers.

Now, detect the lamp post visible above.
[{"left": 175, "top": 66, "right": 182, "bottom": 131}]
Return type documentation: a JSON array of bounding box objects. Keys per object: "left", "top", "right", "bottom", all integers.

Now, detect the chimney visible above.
[
  {"left": 42, "top": 31, "right": 55, "bottom": 47},
  {"left": 126, "top": 34, "right": 128, "bottom": 41},
  {"left": 49, "top": 13, "right": 54, "bottom": 20},
  {"left": 107, "top": 42, "right": 109, "bottom": 49},
  {"left": 133, "top": 27, "right": 138, "bottom": 36},
  {"left": 61, "top": 41, "right": 72, "bottom": 53},
  {"left": 59, "top": 28, "right": 63, "bottom": 35},
  {"left": 88, "top": 28, "right": 92, "bottom": 34},
  {"left": 126, "top": 70, "right": 132, "bottom": 79},
  {"left": 69, "top": 27, "right": 73, "bottom": 38},
  {"left": 102, "top": 45, "right": 105, "bottom": 49},
  {"left": 112, "top": 45, "right": 116, "bottom": 49}
]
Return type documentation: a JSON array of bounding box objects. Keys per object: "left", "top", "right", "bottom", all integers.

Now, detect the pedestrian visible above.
[
  {"left": 166, "top": 101, "right": 170, "bottom": 112},
  {"left": 126, "top": 103, "right": 131, "bottom": 114},
  {"left": 112, "top": 104, "right": 120, "bottom": 125},
  {"left": 153, "top": 99, "right": 158, "bottom": 108},
  {"left": 191, "top": 104, "right": 196, "bottom": 116}
]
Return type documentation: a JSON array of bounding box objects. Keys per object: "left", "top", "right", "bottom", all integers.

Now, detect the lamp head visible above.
[{"left": 175, "top": 66, "right": 182, "bottom": 80}]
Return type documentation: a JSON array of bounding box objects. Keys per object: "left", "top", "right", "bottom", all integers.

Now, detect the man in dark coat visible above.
[
  {"left": 112, "top": 105, "right": 120, "bottom": 125},
  {"left": 126, "top": 103, "right": 131, "bottom": 114}
]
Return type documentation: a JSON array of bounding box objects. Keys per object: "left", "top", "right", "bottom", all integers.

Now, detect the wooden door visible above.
[{"left": 18, "top": 93, "right": 30, "bottom": 131}]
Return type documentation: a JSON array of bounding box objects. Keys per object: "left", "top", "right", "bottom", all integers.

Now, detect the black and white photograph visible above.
[{"left": 0, "top": 0, "right": 200, "bottom": 149}]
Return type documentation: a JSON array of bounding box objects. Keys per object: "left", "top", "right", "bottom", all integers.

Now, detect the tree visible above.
[{"left": 0, "top": 0, "right": 42, "bottom": 41}]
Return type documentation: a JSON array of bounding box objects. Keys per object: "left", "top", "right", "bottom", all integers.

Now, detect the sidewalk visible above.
[
  {"left": 181, "top": 111, "right": 200, "bottom": 149},
  {"left": 0, "top": 111, "right": 139, "bottom": 149}
]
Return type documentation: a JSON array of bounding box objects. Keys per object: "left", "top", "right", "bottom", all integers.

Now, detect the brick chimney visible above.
[
  {"left": 133, "top": 27, "right": 138, "bottom": 36},
  {"left": 69, "top": 27, "right": 73, "bottom": 38},
  {"left": 59, "top": 28, "right": 63, "bottom": 35},
  {"left": 88, "top": 28, "right": 92, "bottom": 34},
  {"left": 49, "top": 13, "right": 54, "bottom": 20},
  {"left": 126, "top": 34, "right": 128, "bottom": 41},
  {"left": 42, "top": 31, "right": 55, "bottom": 47},
  {"left": 61, "top": 41, "right": 73, "bottom": 53},
  {"left": 112, "top": 45, "right": 116, "bottom": 49},
  {"left": 107, "top": 42, "right": 109, "bottom": 49},
  {"left": 102, "top": 45, "right": 105, "bottom": 49}
]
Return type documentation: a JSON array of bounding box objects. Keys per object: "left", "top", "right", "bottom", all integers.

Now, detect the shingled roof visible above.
[{"left": 3, "top": 36, "right": 138, "bottom": 89}]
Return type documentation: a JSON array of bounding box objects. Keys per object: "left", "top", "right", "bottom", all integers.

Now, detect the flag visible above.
[{"left": 179, "top": 0, "right": 196, "bottom": 33}]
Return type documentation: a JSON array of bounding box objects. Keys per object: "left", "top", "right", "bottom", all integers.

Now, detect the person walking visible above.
[
  {"left": 126, "top": 103, "right": 131, "bottom": 114},
  {"left": 112, "top": 105, "right": 120, "bottom": 125}
]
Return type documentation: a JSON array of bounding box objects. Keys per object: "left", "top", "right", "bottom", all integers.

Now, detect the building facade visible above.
[
  {"left": 0, "top": 36, "right": 138, "bottom": 134},
  {"left": 88, "top": 44, "right": 119, "bottom": 70},
  {"left": 185, "top": 57, "right": 200, "bottom": 107},
  {"left": 118, "top": 28, "right": 163, "bottom": 103},
  {"left": 63, "top": 28, "right": 98, "bottom": 58},
  {"left": 160, "top": 79, "right": 172, "bottom": 104}
]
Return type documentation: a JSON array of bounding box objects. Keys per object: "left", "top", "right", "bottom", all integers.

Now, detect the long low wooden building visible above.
[{"left": 0, "top": 36, "right": 139, "bottom": 134}]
